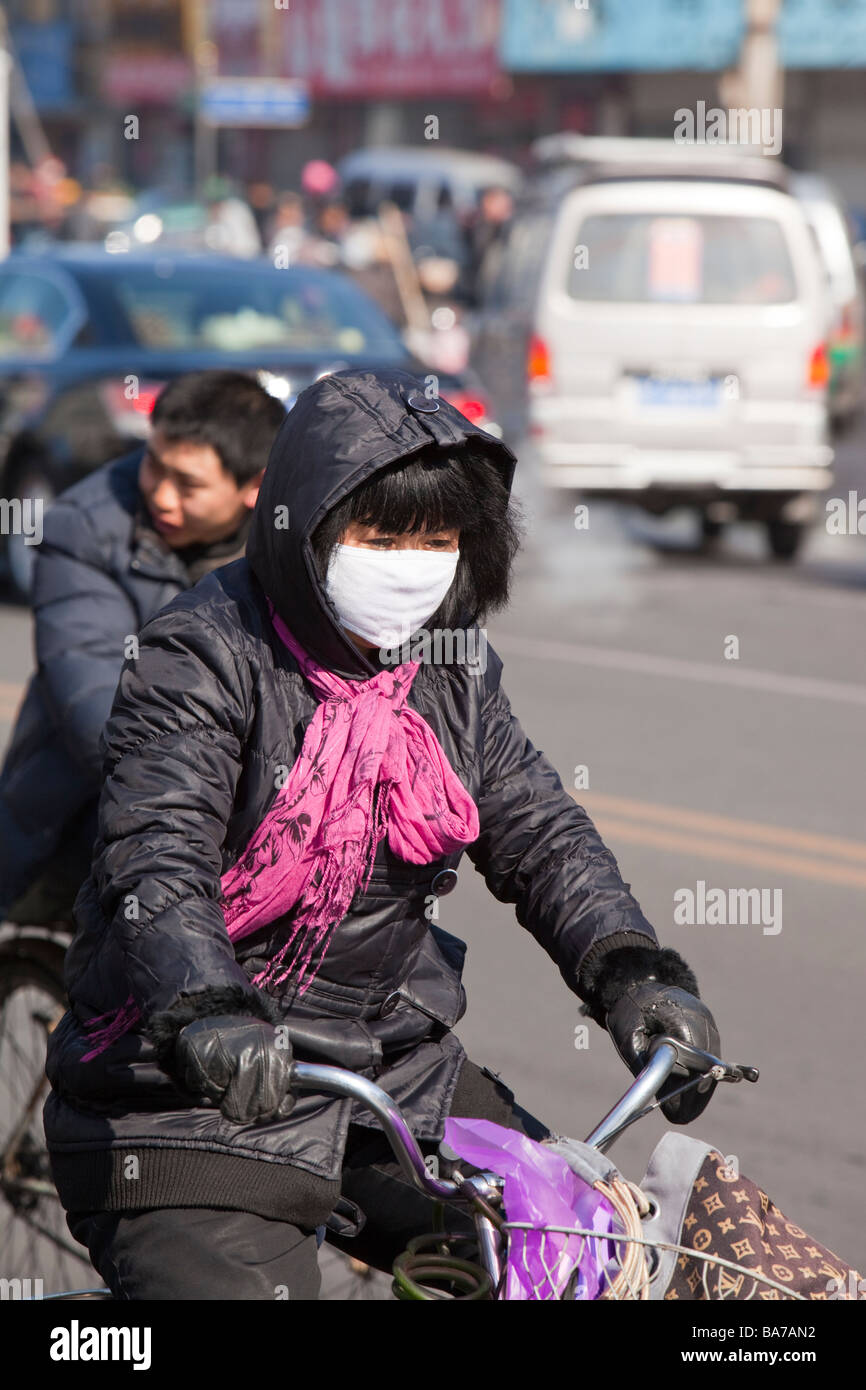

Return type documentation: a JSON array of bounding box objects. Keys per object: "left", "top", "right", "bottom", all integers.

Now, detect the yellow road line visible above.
[
  {"left": 596, "top": 817, "right": 866, "bottom": 889},
  {"left": 579, "top": 799, "right": 866, "bottom": 889},
  {"left": 582, "top": 791, "right": 866, "bottom": 864}
]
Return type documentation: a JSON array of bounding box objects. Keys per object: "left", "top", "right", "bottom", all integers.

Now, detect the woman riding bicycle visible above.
[{"left": 43, "top": 369, "right": 858, "bottom": 1300}]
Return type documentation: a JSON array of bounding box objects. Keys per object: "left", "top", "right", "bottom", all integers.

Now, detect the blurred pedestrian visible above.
[
  {"left": 306, "top": 197, "right": 352, "bottom": 267},
  {"left": 266, "top": 191, "right": 309, "bottom": 263},
  {"left": 460, "top": 183, "right": 514, "bottom": 306},
  {"left": 203, "top": 176, "right": 263, "bottom": 259},
  {"left": 246, "top": 181, "right": 277, "bottom": 242}
]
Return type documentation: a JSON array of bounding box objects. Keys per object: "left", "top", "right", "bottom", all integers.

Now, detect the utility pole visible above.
[
  {"left": 720, "top": 0, "right": 784, "bottom": 141},
  {"left": 191, "top": 0, "right": 218, "bottom": 195},
  {"left": 260, "top": 0, "right": 281, "bottom": 77},
  {"left": 7, "top": 25, "right": 52, "bottom": 169}
]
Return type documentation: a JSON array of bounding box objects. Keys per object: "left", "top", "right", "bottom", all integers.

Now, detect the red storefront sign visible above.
[
  {"left": 213, "top": 0, "right": 502, "bottom": 98},
  {"left": 102, "top": 52, "right": 192, "bottom": 104}
]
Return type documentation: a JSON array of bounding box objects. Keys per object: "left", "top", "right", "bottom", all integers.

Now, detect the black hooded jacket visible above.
[{"left": 44, "top": 368, "right": 666, "bottom": 1228}]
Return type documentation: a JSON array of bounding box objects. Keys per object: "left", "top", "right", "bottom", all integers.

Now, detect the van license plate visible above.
[{"left": 636, "top": 376, "right": 722, "bottom": 408}]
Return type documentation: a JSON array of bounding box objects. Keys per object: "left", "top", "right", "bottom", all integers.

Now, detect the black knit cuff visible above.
[
  {"left": 147, "top": 984, "right": 283, "bottom": 1072},
  {"left": 579, "top": 945, "right": 700, "bottom": 1028},
  {"left": 572, "top": 931, "right": 659, "bottom": 1002}
]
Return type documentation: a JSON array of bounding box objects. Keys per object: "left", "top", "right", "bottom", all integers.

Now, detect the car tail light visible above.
[
  {"left": 527, "top": 333, "right": 551, "bottom": 384},
  {"left": 807, "top": 344, "right": 830, "bottom": 389},
  {"left": 100, "top": 378, "right": 165, "bottom": 437},
  {"left": 441, "top": 391, "right": 488, "bottom": 425}
]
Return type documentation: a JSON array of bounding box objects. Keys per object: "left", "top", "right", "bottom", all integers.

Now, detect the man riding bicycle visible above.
[{"left": 0, "top": 370, "right": 285, "bottom": 926}]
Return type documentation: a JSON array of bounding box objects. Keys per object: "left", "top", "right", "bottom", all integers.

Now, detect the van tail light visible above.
[
  {"left": 807, "top": 344, "right": 830, "bottom": 389},
  {"left": 100, "top": 378, "right": 165, "bottom": 437},
  {"left": 527, "top": 333, "right": 552, "bottom": 385}
]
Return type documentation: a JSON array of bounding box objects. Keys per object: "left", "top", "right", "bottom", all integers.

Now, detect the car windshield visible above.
[
  {"left": 567, "top": 212, "right": 798, "bottom": 305},
  {"left": 105, "top": 264, "right": 407, "bottom": 355}
]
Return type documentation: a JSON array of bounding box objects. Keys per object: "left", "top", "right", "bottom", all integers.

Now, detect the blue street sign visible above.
[{"left": 200, "top": 79, "right": 310, "bottom": 128}]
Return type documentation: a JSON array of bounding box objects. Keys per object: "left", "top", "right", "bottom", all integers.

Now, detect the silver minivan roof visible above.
[
  {"left": 338, "top": 145, "right": 523, "bottom": 192},
  {"left": 531, "top": 134, "right": 789, "bottom": 192}
]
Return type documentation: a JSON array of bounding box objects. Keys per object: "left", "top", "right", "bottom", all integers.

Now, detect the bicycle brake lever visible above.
[
  {"left": 712, "top": 1061, "right": 760, "bottom": 1084},
  {"left": 648, "top": 1035, "right": 759, "bottom": 1084}
]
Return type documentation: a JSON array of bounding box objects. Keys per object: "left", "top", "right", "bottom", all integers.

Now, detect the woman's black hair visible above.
[{"left": 310, "top": 443, "right": 523, "bottom": 629}]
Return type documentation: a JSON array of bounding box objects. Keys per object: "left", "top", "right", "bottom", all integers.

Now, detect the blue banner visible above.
[
  {"left": 501, "top": 0, "right": 866, "bottom": 72},
  {"left": 780, "top": 0, "right": 866, "bottom": 67},
  {"left": 11, "top": 22, "right": 75, "bottom": 110},
  {"left": 500, "top": 0, "right": 742, "bottom": 73}
]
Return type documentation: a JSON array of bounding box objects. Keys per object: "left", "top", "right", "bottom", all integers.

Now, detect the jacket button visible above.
[
  {"left": 379, "top": 992, "right": 401, "bottom": 1018},
  {"left": 430, "top": 869, "right": 458, "bottom": 896},
  {"left": 406, "top": 391, "right": 440, "bottom": 414}
]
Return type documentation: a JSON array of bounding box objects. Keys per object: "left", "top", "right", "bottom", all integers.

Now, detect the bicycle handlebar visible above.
[
  {"left": 583, "top": 1037, "right": 758, "bottom": 1152},
  {"left": 287, "top": 1036, "right": 759, "bottom": 1200}
]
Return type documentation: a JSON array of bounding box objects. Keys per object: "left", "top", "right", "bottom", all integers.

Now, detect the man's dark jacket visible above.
[
  {"left": 0, "top": 449, "right": 250, "bottom": 916},
  {"left": 44, "top": 368, "right": 662, "bottom": 1228}
]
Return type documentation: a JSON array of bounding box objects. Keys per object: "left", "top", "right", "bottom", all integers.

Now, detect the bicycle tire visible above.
[{"left": 0, "top": 942, "right": 96, "bottom": 1296}]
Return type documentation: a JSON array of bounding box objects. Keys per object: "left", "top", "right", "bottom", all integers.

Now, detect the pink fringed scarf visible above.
[{"left": 80, "top": 599, "right": 480, "bottom": 1061}]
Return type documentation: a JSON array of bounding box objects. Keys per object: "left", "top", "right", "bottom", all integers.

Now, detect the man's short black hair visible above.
[{"left": 150, "top": 371, "right": 286, "bottom": 485}]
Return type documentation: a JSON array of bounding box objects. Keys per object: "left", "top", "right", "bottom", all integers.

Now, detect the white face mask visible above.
[{"left": 325, "top": 543, "right": 460, "bottom": 648}]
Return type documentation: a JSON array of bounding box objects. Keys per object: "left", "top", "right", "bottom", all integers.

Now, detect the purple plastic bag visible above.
[{"left": 444, "top": 1117, "right": 619, "bottom": 1300}]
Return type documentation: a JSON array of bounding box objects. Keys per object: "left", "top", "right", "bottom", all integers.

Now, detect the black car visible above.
[{"left": 0, "top": 246, "right": 496, "bottom": 598}]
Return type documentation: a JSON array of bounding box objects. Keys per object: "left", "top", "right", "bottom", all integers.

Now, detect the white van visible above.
[{"left": 526, "top": 171, "right": 834, "bottom": 558}]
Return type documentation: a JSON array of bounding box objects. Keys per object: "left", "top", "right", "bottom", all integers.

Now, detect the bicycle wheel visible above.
[{"left": 0, "top": 945, "right": 95, "bottom": 1296}]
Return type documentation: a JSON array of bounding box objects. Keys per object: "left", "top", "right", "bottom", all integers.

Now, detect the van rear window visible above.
[{"left": 567, "top": 213, "right": 797, "bottom": 304}]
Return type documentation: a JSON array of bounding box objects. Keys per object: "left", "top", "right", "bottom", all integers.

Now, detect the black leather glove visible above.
[
  {"left": 581, "top": 945, "right": 721, "bottom": 1124},
  {"left": 174, "top": 1014, "right": 296, "bottom": 1125}
]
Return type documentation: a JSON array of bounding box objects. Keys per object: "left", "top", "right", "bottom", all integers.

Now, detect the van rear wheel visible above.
[{"left": 765, "top": 518, "right": 804, "bottom": 561}]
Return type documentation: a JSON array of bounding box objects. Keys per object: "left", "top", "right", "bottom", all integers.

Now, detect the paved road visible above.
[
  {"left": 447, "top": 426, "right": 866, "bottom": 1277},
  {"left": 1, "top": 419, "right": 864, "bottom": 1290}
]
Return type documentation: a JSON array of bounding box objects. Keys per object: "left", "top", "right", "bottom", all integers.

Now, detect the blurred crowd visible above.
[{"left": 9, "top": 154, "right": 516, "bottom": 366}]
